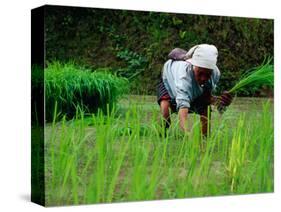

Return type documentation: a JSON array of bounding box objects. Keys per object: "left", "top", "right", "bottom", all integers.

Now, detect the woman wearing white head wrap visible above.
[{"left": 157, "top": 44, "right": 233, "bottom": 136}]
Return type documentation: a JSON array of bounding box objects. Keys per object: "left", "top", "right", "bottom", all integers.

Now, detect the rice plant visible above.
[
  {"left": 44, "top": 61, "right": 129, "bottom": 121},
  {"left": 216, "top": 58, "right": 273, "bottom": 114},
  {"left": 229, "top": 57, "right": 273, "bottom": 94},
  {"left": 44, "top": 96, "right": 273, "bottom": 206}
]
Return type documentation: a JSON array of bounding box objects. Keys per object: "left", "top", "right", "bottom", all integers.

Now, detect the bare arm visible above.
[{"left": 179, "top": 108, "right": 189, "bottom": 132}]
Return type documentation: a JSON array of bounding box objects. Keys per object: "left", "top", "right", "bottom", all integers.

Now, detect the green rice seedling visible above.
[
  {"left": 44, "top": 61, "right": 129, "bottom": 121},
  {"left": 226, "top": 113, "right": 249, "bottom": 193},
  {"left": 44, "top": 95, "right": 273, "bottom": 206},
  {"left": 234, "top": 101, "right": 273, "bottom": 194},
  {"left": 229, "top": 58, "right": 273, "bottom": 94},
  {"left": 217, "top": 58, "right": 273, "bottom": 113}
]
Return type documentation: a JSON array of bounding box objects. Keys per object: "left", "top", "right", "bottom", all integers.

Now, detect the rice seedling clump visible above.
[
  {"left": 44, "top": 62, "right": 129, "bottom": 121},
  {"left": 229, "top": 57, "right": 273, "bottom": 94}
]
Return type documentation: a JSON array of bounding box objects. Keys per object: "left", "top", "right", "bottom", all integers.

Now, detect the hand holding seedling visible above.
[
  {"left": 220, "top": 91, "right": 233, "bottom": 106},
  {"left": 216, "top": 57, "right": 273, "bottom": 114},
  {"left": 217, "top": 91, "right": 233, "bottom": 113}
]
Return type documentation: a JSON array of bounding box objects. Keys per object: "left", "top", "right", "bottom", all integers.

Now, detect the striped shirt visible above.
[{"left": 162, "top": 59, "right": 220, "bottom": 110}]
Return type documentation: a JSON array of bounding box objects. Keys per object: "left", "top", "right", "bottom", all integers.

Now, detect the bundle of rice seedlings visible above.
[
  {"left": 228, "top": 57, "right": 274, "bottom": 94},
  {"left": 44, "top": 61, "right": 129, "bottom": 121},
  {"left": 217, "top": 58, "right": 273, "bottom": 114}
]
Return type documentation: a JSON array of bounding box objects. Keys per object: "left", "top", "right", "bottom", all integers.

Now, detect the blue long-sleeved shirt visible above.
[{"left": 162, "top": 59, "right": 220, "bottom": 110}]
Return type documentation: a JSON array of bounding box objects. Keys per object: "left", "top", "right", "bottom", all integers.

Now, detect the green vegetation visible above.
[
  {"left": 229, "top": 58, "right": 274, "bottom": 94},
  {"left": 44, "top": 97, "right": 273, "bottom": 206},
  {"left": 44, "top": 62, "right": 129, "bottom": 121},
  {"left": 31, "top": 65, "right": 44, "bottom": 125},
  {"left": 31, "top": 5, "right": 274, "bottom": 207},
  {"left": 116, "top": 49, "right": 148, "bottom": 79},
  {"left": 45, "top": 6, "right": 273, "bottom": 96},
  {"left": 217, "top": 58, "right": 273, "bottom": 113}
]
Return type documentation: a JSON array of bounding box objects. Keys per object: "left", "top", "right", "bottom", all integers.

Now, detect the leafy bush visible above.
[
  {"left": 43, "top": 62, "right": 129, "bottom": 121},
  {"left": 116, "top": 49, "right": 148, "bottom": 79}
]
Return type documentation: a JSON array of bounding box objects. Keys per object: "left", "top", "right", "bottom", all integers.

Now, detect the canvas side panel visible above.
[{"left": 31, "top": 5, "right": 45, "bottom": 206}]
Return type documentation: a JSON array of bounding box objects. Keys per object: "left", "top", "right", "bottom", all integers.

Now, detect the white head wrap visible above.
[{"left": 186, "top": 44, "right": 218, "bottom": 70}]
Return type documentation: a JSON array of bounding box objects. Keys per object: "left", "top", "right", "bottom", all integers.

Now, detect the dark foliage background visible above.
[{"left": 45, "top": 5, "right": 273, "bottom": 96}]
